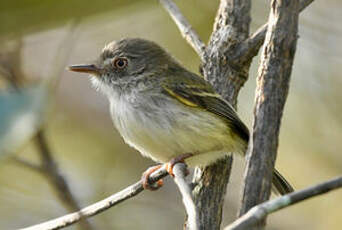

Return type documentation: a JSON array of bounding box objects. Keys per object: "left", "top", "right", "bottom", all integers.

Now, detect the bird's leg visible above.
[
  {"left": 142, "top": 153, "right": 193, "bottom": 191},
  {"left": 166, "top": 153, "right": 193, "bottom": 177}
]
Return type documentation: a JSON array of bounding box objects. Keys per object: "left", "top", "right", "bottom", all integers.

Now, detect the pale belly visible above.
[{"left": 110, "top": 94, "right": 245, "bottom": 167}]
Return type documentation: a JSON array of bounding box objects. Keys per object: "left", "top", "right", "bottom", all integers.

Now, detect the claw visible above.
[
  {"left": 141, "top": 165, "right": 163, "bottom": 191},
  {"left": 141, "top": 153, "right": 193, "bottom": 191}
]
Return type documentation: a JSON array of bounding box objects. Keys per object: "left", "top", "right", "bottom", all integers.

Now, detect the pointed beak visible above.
[{"left": 68, "top": 64, "right": 101, "bottom": 76}]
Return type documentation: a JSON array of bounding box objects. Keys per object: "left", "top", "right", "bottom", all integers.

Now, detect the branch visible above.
[
  {"left": 159, "top": 0, "right": 206, "bottom": 61},
  {"left": 25, "top": 130, "right": 94, "bottom": 230},
  {"left": 231, "top": 0, "right": 315, "bottom": 65},
  {"left": 13, "top": 134, "right": 93, "bottom": 230},
  {"left": 1, "top": 33, "right": 92, "bottom": 230},
  {"left": 19, "top": 166, "right": 169, "bottom": 230},
  {"left": 34, "top": 131, "right": 83, "bottom": 212},
  {"left": 12, "top": 156, "right": 43, "bottom": 172},
  {"left": 239, "top": 0, "right": 300, "bottom": 227},
  {"left": 225, "top": 176, "right": 342, "bottom": 230},
  {"left": 172, "top": 163, "right": 199, "bottom": 230}
]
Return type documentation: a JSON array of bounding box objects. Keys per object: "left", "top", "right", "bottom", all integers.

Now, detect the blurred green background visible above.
[{"left": 0, "top": 0, "right": 341, "bottom": 229}]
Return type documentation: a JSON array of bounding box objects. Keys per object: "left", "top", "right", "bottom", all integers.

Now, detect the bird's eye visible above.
[{"left": 113, "top": 58, "right": 128, "bottom": 69}]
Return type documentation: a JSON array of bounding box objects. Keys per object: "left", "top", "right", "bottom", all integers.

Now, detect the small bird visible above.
[{"left": 69, "top": 38, "right": 293, "bottom": 194}]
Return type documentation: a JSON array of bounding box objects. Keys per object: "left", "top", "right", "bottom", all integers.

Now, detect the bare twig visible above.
[
  {"left": 12, "top": 156, "right": 43, "bottom": 172},
  {"left": 12, "top": 131, "right": 89, "bottom": 226},
  {"left": 13, "top": 151, "right": 93, "bottom": 229},
  {"left": 239, "top": 1, "right": 300, "bottom": 228},
  {"left": 230, "top": 0, "right": 315, "bottom": 65},
  {"left": 19, "top": 166, "right": 169, "bottom": 230},
  {"left": 225, "top": 176, "right": 342, "bottom": 230},
  {"left": 159, "top": 0, "right": 206, "bottom": 61},
  {"left": 172, "top": 163, "right": 199, "bottom": 230},
  {"left": 34, "top": 131, "right": 82, "bottom": 211}
]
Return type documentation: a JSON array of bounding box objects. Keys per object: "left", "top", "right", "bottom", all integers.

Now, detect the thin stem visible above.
[
  {"left": 225, "top": 176, "right": 342, "bottom": 230},
  {"left": 19, "top": 166, "right": 169, "bottom": 230},
  {"left": 34, "top": 130, "right": 94, "bottom": 230},
  {"left": 159, "top": 0, "right": 206, "bottom": 61}
]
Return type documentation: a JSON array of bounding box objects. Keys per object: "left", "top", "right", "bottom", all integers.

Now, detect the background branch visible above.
[
  {"left": 13, "top": 123, "right": 94, "bottom": 230},
  {"left": 239, "top": 0, "right": 300, "bottom": 229},
  {"left": 12, "top": 156, "right": 43, "bottom": 172},
  {"left": 0, "top": 25, "right": 94, "bottom": 230},
  {"left": 20, "top": 166, "right": 169, "bottom": 230},
  {"left": 226, "top": 176, "right": 342, "bottom": 230},
  {"left": 34, "top": 130, "right": 94, "bottom": 230}
]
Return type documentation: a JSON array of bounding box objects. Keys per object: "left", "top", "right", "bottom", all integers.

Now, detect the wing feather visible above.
[{"left": 161, "top": 71, "right": 249, "bottom": 142}]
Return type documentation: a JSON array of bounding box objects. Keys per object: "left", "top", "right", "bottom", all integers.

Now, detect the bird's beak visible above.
[{"left": 68, "top": 64, "right": 101, "bottom": 76}]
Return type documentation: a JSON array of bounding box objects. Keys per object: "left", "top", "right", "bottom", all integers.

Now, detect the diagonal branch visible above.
[
  {"left": 12, "top": 156, "right": 44, "bottom": 172},
  {"left": 159, "top": 0, "right": 206, "bottom": 61},
  {"left": 20, "top": 163, "right": 198, "bottom": 230},
  {"left": 15, "top": 130, "right": 94, "bottom": 230},
  {"left": 19, "top": 166, "right": 169, "bottom": 230},
  {"left": 225, "top": 176, "right": 342, "bottom": 230},
  {"left": 230, "top": 0, "right": 315, "bottom": 65},
  {"left": 34, "top": 130, "right": 86, "bottom": 216}
]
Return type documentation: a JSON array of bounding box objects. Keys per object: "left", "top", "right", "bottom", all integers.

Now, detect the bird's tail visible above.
[{"left": 272, "top": 169, "right": 294, "bottom": 195}]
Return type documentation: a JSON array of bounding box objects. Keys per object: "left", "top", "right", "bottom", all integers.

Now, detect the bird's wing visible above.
[{"left": 161, "top": 71, "right": 249, "bottom": 142}]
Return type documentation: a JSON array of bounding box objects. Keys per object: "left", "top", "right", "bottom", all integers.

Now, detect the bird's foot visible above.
[
  {"left": 141, "top": 165, "right": 164, "bottom": 191},
  {"left": 142, "top": 153, "right": 193, "bottom": 191}
]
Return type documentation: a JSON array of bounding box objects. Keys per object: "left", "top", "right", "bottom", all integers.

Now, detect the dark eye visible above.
[{"left": 113, "top": 58, "right": 128, "bottom": 69}]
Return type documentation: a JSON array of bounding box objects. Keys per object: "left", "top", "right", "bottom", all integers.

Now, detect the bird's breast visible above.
[{"left": 108, "top": 92, "right": 243, "bottom": 166}]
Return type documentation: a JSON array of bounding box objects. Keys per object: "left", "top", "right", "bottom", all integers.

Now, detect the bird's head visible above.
[{"left": 69, "top": 38, "right": 178, "bottom": 94}]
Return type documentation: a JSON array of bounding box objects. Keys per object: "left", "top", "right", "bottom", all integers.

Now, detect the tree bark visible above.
[
  {"left": 191, "top": 1, "right": 251, "bottom": 229},
  {"left": 238, "top": 1, "right": 300, "bottom": 229}
]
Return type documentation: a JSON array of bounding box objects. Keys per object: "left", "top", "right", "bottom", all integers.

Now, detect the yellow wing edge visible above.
[{"left": 163, "top": 87, "right": 198, "bottom": 107}]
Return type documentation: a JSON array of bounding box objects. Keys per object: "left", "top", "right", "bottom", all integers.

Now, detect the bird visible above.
[{"left": 69, "top": 38, "right": 293, "bottom": 194}]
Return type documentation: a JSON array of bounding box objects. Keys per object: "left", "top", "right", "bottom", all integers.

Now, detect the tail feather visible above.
[{"left": 272, "top": 169, "right": 294, "bottom": 195}]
